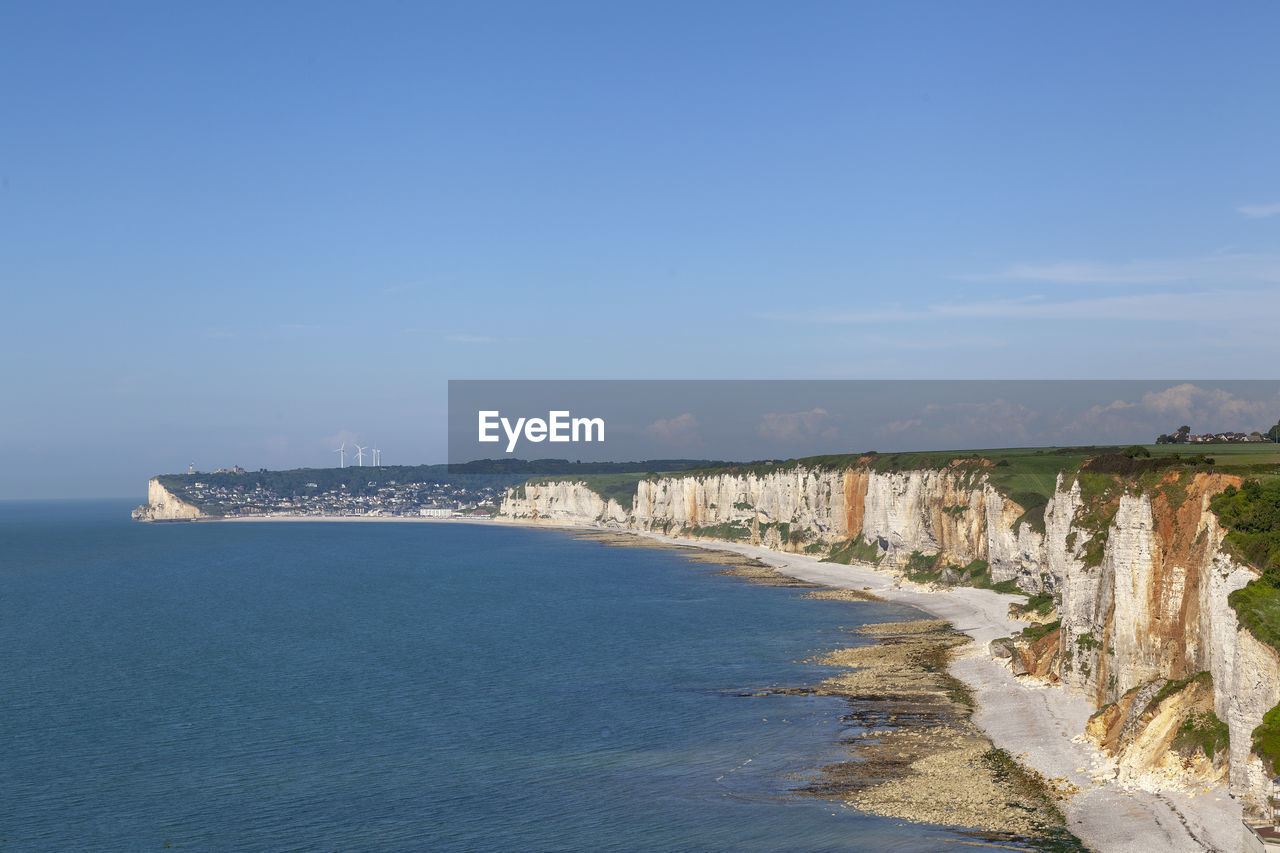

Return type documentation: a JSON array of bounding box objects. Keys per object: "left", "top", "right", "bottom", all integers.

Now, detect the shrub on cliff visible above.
[
  {"left": 1211, "top": 479, "right": 1280, "bottom": 576},
  {"left": 1214, "top": 479, "right": 1280, "bottom": 678},
  {"left": 1252, "top": 703, "right": 1280, "bottom": 776}
]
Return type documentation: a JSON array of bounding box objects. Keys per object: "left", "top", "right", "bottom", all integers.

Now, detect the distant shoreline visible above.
[{"left": 204, "top": 514, "right": 500, "bottom": 524}]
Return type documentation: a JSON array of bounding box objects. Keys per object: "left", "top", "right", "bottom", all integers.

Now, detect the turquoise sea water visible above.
[{"left": 1, "top": 501, "right": 987, "bottom": 851}]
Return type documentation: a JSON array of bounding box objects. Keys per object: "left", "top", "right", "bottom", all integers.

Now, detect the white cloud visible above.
[
  {"left": 880, "top": 418, "right": 923, "bottom": 434},
  {"left": 856, "top": 334, "right": 1006, "bottom": 352},
  {"left": 1238, "top": 203, "right": 1280, "bottom": 219},
  {"left": 770, "top": 290, "right": 1279, "bottom": 326},
  {"left": 959, "top": 262, "right": 1177, "bottom": 285},
  {"left": 757, "top": 408, "right": 837, "bottom": 444},
  {"left": 1138, "top": 384, "right": 1276, "bottom": 425},
  {"left": 862, "top": 385, "right": 1280, "bottom": 450},
  {"left": 1059, "top": 384, "right": 1280, "bottom": 441},
  {"left": 958, "top": 253, "right": 1280, "bottom": 286},
  {"left": 947, "top": 290, "right": 1280, "bottom": 323},
  {"left": 447, "top": 333, "right": 496, "bottom": 344},
  {"left": 646, "top": 413, "right": 701, "bottom": 446},
  {"left": 756, "top": 307, "right": 920, "bottom": 325},
  {"left": 930, "top": 291, "right": 1202, "bottom": 320},
  {"left": 871, "top": 399, "right": 1039, "bottom": 447}
]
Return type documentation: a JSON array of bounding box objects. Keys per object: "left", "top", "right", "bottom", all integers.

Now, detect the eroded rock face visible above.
[
  {"left": 498, "top": 465, "right": 1042, "bottom": 579},
  {"left": 495, "top": 463, "right": 1280, "bottom": 810},
  {"left": 1046, "top": 473, "right": 1280, "bottom": 810},
  {"left": 984, "top": 486, "right": 1047, "bottom": 590},
  {"left": 497, "top": 480, "right": 628, "bottom": 527},
  {"left": 132, "top": 478, "right": 202, "bottom": 521},
  {"left": 1086, "top": 675, "right": 1228, "bottom": 789},
  {"left": 631, "top": 467, "right": 856, "bottom": 543},
  {"left": 627, "top": 464, "right": 1044, "bottom": 579},
  {"left": 1208, "top": 572, "right": 1280, "bottom": 809},
  {"left": 1015, "top": 626, "right": 1062, "bottom": 680}
]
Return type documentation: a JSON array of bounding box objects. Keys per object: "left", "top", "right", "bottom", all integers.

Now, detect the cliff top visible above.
[{"left": 514, "top": 443, "right": 1280, "bottom": 535}]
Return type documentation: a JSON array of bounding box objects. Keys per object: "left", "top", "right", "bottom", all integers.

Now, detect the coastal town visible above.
[
  {"left": 170, "top": 475, "right": 503, "bottom": 519},
  {"left": 1156, "top": 425, "right": 1278, "bottom": 444}
]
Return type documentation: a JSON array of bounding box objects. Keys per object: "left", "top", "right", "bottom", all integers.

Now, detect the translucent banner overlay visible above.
[{"left": 447, "top": 380, "right": 1280, "bottom": 473}]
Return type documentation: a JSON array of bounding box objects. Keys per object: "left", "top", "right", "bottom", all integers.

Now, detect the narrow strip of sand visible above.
[
  {"left": 625, "top": 530, "right": 1242, "bottom": 853},
  {"left": 206, "top": 514, "right": 497, "bottom": 523}
]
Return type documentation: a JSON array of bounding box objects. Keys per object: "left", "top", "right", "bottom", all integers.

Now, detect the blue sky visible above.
[{"left": 4, "top": 2, "right": 1280, "bottom": 498}]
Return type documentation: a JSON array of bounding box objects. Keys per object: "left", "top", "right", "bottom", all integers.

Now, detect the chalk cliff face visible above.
[
  {"left": 497, "top": 462, "right": 1280, "bottom": 811},
  {"left": 1043, "top": 471, "right": 1280, "bottom": 808},
  {"left": 132, "top": 478, "right": 203, "bottom": 521},
  {"left": 499, "top": 481, "right": 629, "bottom": 527},
  {"left": 626, "top": 464, "right": 1048, "bottom": 580}
]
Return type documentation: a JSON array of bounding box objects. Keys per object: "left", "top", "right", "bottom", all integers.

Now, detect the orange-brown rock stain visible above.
[
  {"left": 933, "top": 462, "right": 989, "bottom": 565},
  {"left": 1135, "top": 471, "right": 1243, "bottom": 681},
  {"left": 1018, "top": 626, "right": 1062, "bottom": 680},
  {"left": 1088, "top": 685, "right": 1142, "bottom": 754},
  {"left": 842, "top": 468, "right": 870, "bottom": 538}
]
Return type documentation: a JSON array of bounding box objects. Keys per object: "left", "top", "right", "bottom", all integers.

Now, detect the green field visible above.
[{"left": 1150, "top": 443, "right": 1280, "bottom": 479}]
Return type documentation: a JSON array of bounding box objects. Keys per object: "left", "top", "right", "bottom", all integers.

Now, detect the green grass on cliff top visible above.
[
  {"left": 531, "top": 444, "right": 1280, "bottom": 517},
  {"left": 678, "top": 446, "right": 1111, "bottom": 495}
]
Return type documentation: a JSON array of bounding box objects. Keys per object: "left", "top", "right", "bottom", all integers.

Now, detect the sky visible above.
[
  {"left": 447, "top": 380, "right": 1280, "bottom": 466},
  {"left": 3, "top": 2, "right": 1280, "bottom": 498}
]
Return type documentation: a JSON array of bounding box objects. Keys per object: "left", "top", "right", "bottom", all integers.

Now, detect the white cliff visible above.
[
  {"left": 499, "top": 480, "right": 629, "bottom": 527},
  {"left": 132, "top": 477, "right": 203, "bottom": 521},
  {"left": 625, "top": 464, "right": 1044, "bottom": 575},
  {"left": 497, "top": 461, "right": 1280, "bottom": 811}
]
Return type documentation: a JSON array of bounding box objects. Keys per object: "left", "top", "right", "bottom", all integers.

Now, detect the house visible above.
[{"left": 1244, "top": 821, "right": 1280, "bottom": 851}]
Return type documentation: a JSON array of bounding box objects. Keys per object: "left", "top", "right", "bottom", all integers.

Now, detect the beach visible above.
[
  {"left": 622, "top": 529, "right": 1243, "bottom": 853},
  {"left": 211, "top": 514, "right": 497, "bottom": 523}
]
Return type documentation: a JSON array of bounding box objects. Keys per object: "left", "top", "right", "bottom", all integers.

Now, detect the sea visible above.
[{"left": 0, "top": 500, "right": 991, "bottom": 852}]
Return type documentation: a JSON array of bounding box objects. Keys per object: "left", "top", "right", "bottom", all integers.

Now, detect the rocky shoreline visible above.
[
  {"left": 565, "top": 526, "right": 1243, "bottom": 853},
  {"left": 576, "top": 529, "right": 1084, "bottom": 848}
]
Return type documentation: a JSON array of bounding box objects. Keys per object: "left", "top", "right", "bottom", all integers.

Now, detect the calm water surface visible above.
[{"left": 0, "top": 500, "right": 984, "bottom": 851}]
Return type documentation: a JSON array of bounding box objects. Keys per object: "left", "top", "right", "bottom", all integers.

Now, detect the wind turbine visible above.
[
  {"left": 372, "top": 445, "right": 381, "bottom": 466},
  {"left": 353, "top": 443, "right": 367, "bottom": 466},
  {"left": 334, "top": 442, "right": 346, "bottom": 468}
]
